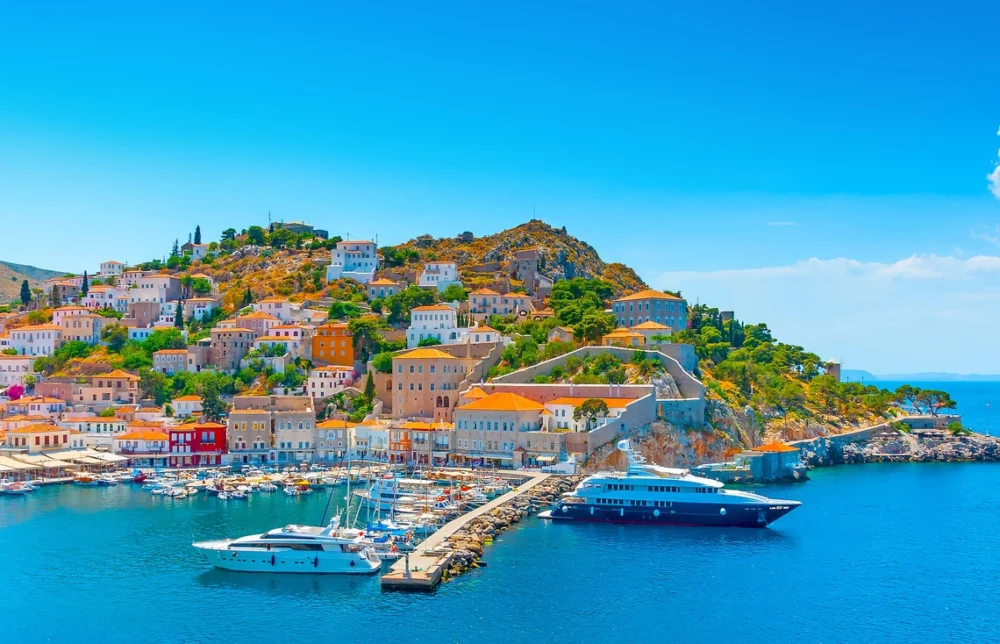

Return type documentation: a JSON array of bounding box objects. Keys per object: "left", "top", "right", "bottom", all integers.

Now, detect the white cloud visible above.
[
  {"left": 655, "top": 254, "right": 1000, "bottom": 374},
  {"left": 989, "top": 125, "right": 1000, "bottom": 199}
]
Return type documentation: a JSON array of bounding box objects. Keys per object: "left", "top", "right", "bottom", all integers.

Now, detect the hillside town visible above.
[{"left": 0, "top": 220, "right": 746, "bottom": 478}]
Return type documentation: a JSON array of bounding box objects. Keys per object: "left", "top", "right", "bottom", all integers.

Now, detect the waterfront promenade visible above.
[{"left": 381, "top": 471, "right": 551, "bottom": 591}]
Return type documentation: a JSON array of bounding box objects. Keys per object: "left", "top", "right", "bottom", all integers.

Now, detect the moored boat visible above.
[
  {"left": 192, "top": 517, "right": 381, "bottom": 574},
  {"left": 540, "top": 440, "right": 800, "bottom": 528}
]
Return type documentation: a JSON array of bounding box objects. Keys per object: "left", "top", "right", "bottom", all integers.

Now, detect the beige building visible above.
[
  {"left": 59, "top": 313, "right": 111, "bottom": 345},
  {"left": 153, "top": 349, "right": 188, "bottom": 374},
  {"left": 391, "top": 348, "right": 477, "bottom": 422},
  {"left": 211, "top": 327, "right": 256, "bottom": 372},
  {"left": 452, "top": 392, "right": 561, "bottom": 467},
  {"left": 0, "top": 355, "right": 34, "bottom": 388},
  {"left": 467, "top": 288, "right": 532, "bottom": 322},
  {"left": 227, "top": 409, "right": 272, "bottom": 465},
  {"left": 234, "top": 311, "right": 281, "bottom": 336},
  {"left": 612, "top": 289, "right": 688, "bottom": 332},
  {"left": 4, "top": 423, "right": 85, "bottom": 454},
  {"left": 274, "top": 410, "right": 316, "bottom": 463},
  {"left": 314, "top": 419, "right": 355, "bottom": 461}
]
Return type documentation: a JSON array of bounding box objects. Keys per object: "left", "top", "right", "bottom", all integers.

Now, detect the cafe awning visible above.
[
  {"left": 11, "top": 454, "right": 78, "bottom": 469},
  {"left": 536, "top": 455, "right": 557, "bottom": 464},
  {"left": 0, "top": 456, "right": 39, "bottom": 471}
]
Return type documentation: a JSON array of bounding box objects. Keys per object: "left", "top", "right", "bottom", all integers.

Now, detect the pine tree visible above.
[
  {"left": 174, "top": 301, "right": 184, "bottom": 328},
  {"left": 19, "top": 280, "right": 31, "bottom": 306},
  {"left": 81, "top": 270, "right": 89, "bottom": 296},
  {"left": 194, "top": 225, "right": 201, "bottom": 245},
  {"left": 171, "top": 239, "right": 180, "bottom": 257},
  {"left": 363, "top": 371, "right": 375, "bottom": 402}
]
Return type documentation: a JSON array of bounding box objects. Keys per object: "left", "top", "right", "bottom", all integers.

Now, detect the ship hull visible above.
[
  {"left": 192, "top": 543, "right": 381, "bottom": 574},
  {"left": 545, "top": 500, "right": 798, "bottom": 528}
]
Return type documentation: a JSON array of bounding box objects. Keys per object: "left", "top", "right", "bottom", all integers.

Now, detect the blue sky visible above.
[{"left": 1, "top": 2, "right": 999, "bottom": 373}]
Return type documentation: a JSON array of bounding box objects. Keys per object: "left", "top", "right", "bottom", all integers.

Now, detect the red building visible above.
[{"left": 168, "top": 422, "right": 227, "bottom": 467}]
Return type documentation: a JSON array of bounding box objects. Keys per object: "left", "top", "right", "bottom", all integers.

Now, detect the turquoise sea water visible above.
[{"left": 3, "top": 463, "right": 998, "bottom": 644}]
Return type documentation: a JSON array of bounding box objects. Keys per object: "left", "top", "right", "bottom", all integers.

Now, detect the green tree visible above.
[
  {"left": 171, "top": 238, "right": 180, "bottom": 257},
  {"left": 221, "top": 228, "right": 236, "bottom": 241},
  {"left": 329, "top": 301, "right": 362, "bottom": 320},
  {"left": 101, "top": 324, "right": 129, "bottom": 352},
  {"left": 200, "top": 379, "right": 227, "bottom": 422},
  {"left": 363, "top": 371, "right": 376, "bottom": 401},
  {"left": 371, "top": 352, "right": 394, "bottom": 374},
  {"left": 575, "top": 312, "right": 615, "bottom": 343},
  {"left": 20, "top": 279, "right": 31, "bottom": 306},
  {"left": 49, "top": 285, "right": 61, "bottom": 308},
  {"left": 191, "top": 278, "right": 212, "bottom": 296},
  {"left": 348, "top": 316, "right": 383, "bottom": 363},
  {"left": 573, "top": 398, "right": 611, "bottom": 429},
  {"left": 417, "top": 337, "right": 441, "bottom": 347},
  {"left": 81, "top": 271, "right": 89, "bottom": 296},
  {"left": 915, "top": 390, "right": 956, "bottom": 416},
  {"left": 440, "top": 283, "right": 468, "bottom": 302},
  {"left": 194, "top": 225, "right": 202, "bottom": 244},
  {"left": 174, "top": 301, "right": 185, "bottom": 328},
  {"left": 246, "top": 225, "right": 267, "bottom": 245}
]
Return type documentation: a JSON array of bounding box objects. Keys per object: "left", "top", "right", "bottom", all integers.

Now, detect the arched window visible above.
[
  {"left": 436, "top": 396, "right": 443, "bottom": 407},
  {"left": 443, "top": 396, "right": 449, "bottom": 408}
]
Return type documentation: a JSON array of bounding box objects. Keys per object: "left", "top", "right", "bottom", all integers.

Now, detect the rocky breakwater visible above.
[
  {"left": 441, "top": 476, "right": 580, "bottom": 582},
  {"left": 801, "top": 431, "right": 1000, "bottom": 467}
]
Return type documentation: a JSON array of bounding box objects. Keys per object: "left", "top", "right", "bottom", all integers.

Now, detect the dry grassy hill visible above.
[
  {"left": 392, "top": 219, "right": 647, "bottom": 295},
  {"left": 0, "top": 261, "right": 67, "bottom": 304}
]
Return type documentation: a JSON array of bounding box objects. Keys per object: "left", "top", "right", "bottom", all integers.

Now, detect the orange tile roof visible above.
[
  {"left": 397, "top": 420, "right": 454, "bottom": 430},
  {"left": 462, "top": 387, "right": 489, "bottom": 400},
  {"left": 186, "top": 297, "right": 216, "bottom": 303},
  {"left": 24, "top": 397, "right": 66, "bottom": 404},
  {"left": 214, "top": 327, "right": 255, "bottom": 334},
  {"left": 316, "top": 419, "right": 357, "bottom": 429},
  {"left": 117, "top": 430, "right": 169, "bottom": 441},
  {"left": 411, "top": 305, "right": 455, "bottom": 312},
  {"left": 95, "top": 370, "right": 140, "bottom": 380},
  {"left": 396, "top": 348, "right": 461, "bottom": 360},
  {"left": 456, "top": 392, "right": 545, "bottom": 413},
  {"left": 192, "top": 422, "right": 227, "bottom": 430},
  {"left": 0, "top": 355, "right": 32, "bottom": 361},
  {"left": 238, "top": 311, "right": 280, "bottom": 319},
  {"left": 7, "top": 423, "right": 65, "bottom": 434},
  {"left": 54, "top": 305, "right": 89, "bottom": 311},
  {"left": 228, "top": 409, "right": 269, "bottom": 415},
  {"left": 258, "top": 297, "right": 288, "bottom": 304},
  {"left": 546, "top": 397, "right": 634, "bottom": 409},
  {"left": 470, "top": 288, "right": 499, "bottom": 296},
  {"left": 312, "top": 366, "right": 353, "bottom": 373},
  {"left": 752, "top": 442, "right": 799, "bottom": 453},
  {"left": 127, "top": 420, "right": 165, "bottom": 428},
  {"left": 631, "top": 321, "right": 671, "bottom": 330},
  {"left": 172, "top": 395, "right": 202, "bottom": 402},
  {"left": 603, "top": 327, "right": 644, "bottom": 338},
  {"left": 270, "top": 324, "right": 306, "bottom": 330},
  {"left": 15, "top": 324, "right": 62, "bottom": 331},
  {"left": 614, "top": 289, "right": 684, "bottom": 302},
  {"left": 1, "top": 414, "right": 51, "bottom": 422},
  {"left": 470, "top": 326, "right": 499, "bottom": 334},
  {"left": 255, "top": 336, "right": 291, "bottom": 342},
  {"left": 369, "top": 278, "right": 399, "bottom": 286},
  {"left": 154, "top": 349, "right": 188, "bottom": 355}
]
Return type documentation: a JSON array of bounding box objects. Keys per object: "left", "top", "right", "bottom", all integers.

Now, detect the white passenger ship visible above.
[
  {"left": 540, "top": 440, "right": 800, "bottom": 528},
  {"left": 192, "top": 517, "right": 381, "bottom": 574}
]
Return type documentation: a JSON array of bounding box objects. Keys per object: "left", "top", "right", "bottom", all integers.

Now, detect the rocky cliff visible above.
[{"left": 802, "top": 432, "right": 1000, "bottom": 466}]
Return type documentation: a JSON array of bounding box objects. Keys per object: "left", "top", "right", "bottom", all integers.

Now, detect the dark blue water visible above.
[
  {"left": 3, "top": 463, "right": 998, "bottom": 644},
  {"left": 874, "top": 380, "right": 1000, "bottom": 435}
]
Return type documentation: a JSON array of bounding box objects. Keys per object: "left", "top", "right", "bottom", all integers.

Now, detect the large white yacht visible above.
[
  {"left": 353, "top": 475, "right": 431, "bottom": 511},
  {"left": 540, "top": 440, "right": 801, "bottom": 528},
  {"left": 192, "top": 517, "right": 381, "bottom": 574}
]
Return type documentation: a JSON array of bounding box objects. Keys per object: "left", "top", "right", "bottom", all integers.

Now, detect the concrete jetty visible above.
[{"left": 381, "top": 471, "right": 551, "bottom": 591}]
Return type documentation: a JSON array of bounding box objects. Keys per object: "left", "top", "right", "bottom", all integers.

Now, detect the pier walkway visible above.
[{"left": 381, "top": 471, "right": 551, "bottom": 591}]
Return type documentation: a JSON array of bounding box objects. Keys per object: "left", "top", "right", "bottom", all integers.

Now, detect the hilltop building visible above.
[
  {"left": 612, "top": 289, "right": 688, "bottom": 332},
  {"left": 326, "top": 240, "right": 378, "bottom": 284}
]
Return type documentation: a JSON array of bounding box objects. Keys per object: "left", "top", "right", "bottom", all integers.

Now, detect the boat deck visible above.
[{"left": 381, "top": 471, "right": 550, "bottom": 591}]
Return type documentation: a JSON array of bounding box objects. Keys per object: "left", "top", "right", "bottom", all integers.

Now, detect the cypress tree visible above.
[
  {"left": 81, "top": 270, "right": 89, "bottom": 296},
  {"left": 174, "top": 301, "right": 184, "bottom": 328},
  {"left": 363, "top": 371, "right": 376, "bottom": 402},
  {"left": 171, "top": 239, "right": 180, "bottom": 257},
  {"left": 194, "top": 225, "right": 202, "bottom": 245},
  {"left": 19, "top": 280, "right": 31, "bottom": 306}
]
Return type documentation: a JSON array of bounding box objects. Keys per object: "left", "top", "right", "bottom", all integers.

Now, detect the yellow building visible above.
[{"left": 601, "top": 327, "right": 647, "bottom": 348}]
